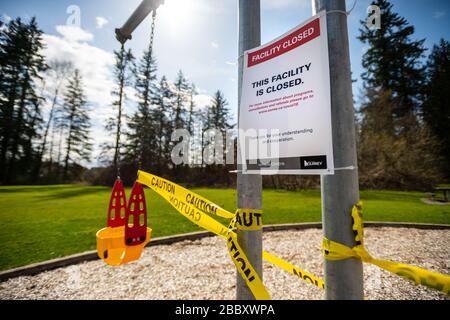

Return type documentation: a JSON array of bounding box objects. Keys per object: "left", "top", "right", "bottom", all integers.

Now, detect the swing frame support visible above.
[{"left": 115, "top": 0, "right": 164, "bottom": 44}]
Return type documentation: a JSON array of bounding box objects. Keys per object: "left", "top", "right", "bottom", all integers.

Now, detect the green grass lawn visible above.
[{"left": 0, "top": 185, "right": 449, "bottom": 271}]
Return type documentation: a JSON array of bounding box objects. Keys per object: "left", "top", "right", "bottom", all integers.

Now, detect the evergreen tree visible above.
[
  {"left": 208, "top": 90, "right": 233, "bottom": 133},
  {"left": 187, "top": 83, "right": 198, "bottom": 135},
  {"left": 61, "top": 69, "right": 92, "bottom": 181},
  {"left": 153, "top": 75, "right": 173, "bottom": 173},
  {"left": 202, "top": 90, "right": 233, "bottom": 169},
  {"left": 358, "top": 0, "right": 426, "bottom": 125},
  {"left": 172, "top": 70, "right": 190, "bottom": 130},
  {"left": 0, "top": 18, "right": 23, "bottom": 183},
  {"left": 167, "top": 70, "right": 190, "bottom": 178},
  {"left": 0, "top": 17, "right": 47, "bottom": 184},
  {"left": 422, "top": 39, "right": 450, "bottom": 178},
  {"left": 103, "top": 47, "right": 134, "bottom": 170},
  {"left": 186, "top": 84, "right": 202, "bottom": 167},
  {"left": 126, "top": 44, "right": 158, "bottom": 171},
  {"left": 356, "top": 0, "right": 442, "bottom": 189}
]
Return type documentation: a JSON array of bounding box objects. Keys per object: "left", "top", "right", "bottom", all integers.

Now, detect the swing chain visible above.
[
  {"left": 114, "top": 43, "right": 127, "bottom": 179},
  {"left": 149, "top": 10, "right": 156, "bottom": 59},
  {"left": 138, "top": 10, "right": 157, "bottom": 172}
]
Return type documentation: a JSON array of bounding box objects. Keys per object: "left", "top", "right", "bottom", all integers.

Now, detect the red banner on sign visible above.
[{"left": 247, "top": 18, "right": 321, "bottom": 67}]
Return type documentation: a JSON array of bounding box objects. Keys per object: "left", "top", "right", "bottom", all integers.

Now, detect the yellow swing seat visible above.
[{"left": 96, "top": 226, "right": 152, "bottom": 266}]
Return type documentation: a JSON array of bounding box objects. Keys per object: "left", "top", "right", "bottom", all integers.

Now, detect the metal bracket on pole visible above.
[{"left": 115, "top": 0, "right": 164, "bottom": 44}]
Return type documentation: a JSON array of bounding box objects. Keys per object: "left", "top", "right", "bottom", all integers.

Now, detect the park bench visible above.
[{"left": 433, "top": 186, "right": 450, "bottom": 202}]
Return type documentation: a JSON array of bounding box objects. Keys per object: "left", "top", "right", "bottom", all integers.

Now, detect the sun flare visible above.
[{"left": 159, "top": 0, "right": 196, "bottom": 29}]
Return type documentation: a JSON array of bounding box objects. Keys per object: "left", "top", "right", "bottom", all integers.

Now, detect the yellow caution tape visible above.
[
  {"left": 137, "top": 170, "right": 234, "bottom": 219},
  {"left": 227, "top": 216, "right": 271, "bottom": 299},
  {"left": 137, "top": 170, "right": 324, "bottom": 299},
  {"left": 132, "top": 171, "right": 449, "bottom": 297},
  {"left": 323, "top": 202, "right": 450, "bottom": 296},
  {"left": 235, "top": 209, "right": 263, "bottom": 231},
  {"left": 263, "top": 251, "right": 325, "bottom": 289}
]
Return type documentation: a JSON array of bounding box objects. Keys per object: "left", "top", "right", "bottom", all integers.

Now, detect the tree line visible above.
[
  {"left": 1, "top": 1, "right": 449, "bottom": 190},
  {"left": 266, "top": 0, "right": 450, "bottom": 191},
  {"left": 96, "top": 34, "right": 234, "bottom": 186},
  {"left": 0, "top": 17, "right": 94, "bottom": 184},
  {"left": 355, "top": 0, "right": 450, "bottom": 190},
  {"left": 0, "top": 16, "right": 233, "bottom": 186}
]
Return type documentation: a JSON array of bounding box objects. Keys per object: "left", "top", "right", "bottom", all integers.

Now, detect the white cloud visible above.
[
  {"left": 433, "top": 11, "right": 445, "bottom": 19},
  {"left": 42, "top": 26, "right": 116, "bottom": 164},
  {"left": 210, "top": 41, "right": 219, "bottom": 49},
  {"left": 0, "top": 14, "right": 11, "bottom": 30},
  {"left": 96, "top": 16, "right": 109, "bottom": 29},
  {"left": 43, "top": 27, "right": 114, "bottom": 107},
  {"left": 55, "top": 25, "right": 94, "bottom": 42},
  {"left": 2, "top": 14, "right": 11, "bottom": 22},
  {"left": 194, "top": 94, "right": 213, "bottom": 108}
]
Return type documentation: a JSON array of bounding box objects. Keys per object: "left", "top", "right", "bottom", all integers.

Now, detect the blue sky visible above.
[{"left": 1, "top": 0, "right": 449, "bottom": 165}]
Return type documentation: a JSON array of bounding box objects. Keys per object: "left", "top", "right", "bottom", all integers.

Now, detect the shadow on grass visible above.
[
  {"left": 0, "top": 185, "right": 81, "bottom": 194},
  {"left": 36, "top": 187, "right": 108, "bottom": 200},
  {"left": 360, "top": 190, "right": 422, "bottom": 202},
  {"left": 0, "top": 185, "right": 109, "bottom": 200}
]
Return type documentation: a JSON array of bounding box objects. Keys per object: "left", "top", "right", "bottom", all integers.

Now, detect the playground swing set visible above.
[
  {"left": 96, "top": 1, "right": 161, "bottom": 266},
  {"left": 95, "top": 1, "right": 450, "bottom": 298}
]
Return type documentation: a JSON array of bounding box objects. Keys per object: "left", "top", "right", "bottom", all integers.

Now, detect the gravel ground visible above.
[{"left": 1, "top": 227, "right": 449, "bottom": 300}]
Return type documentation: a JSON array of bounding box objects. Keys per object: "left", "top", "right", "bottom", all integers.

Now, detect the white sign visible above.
[{"left": 239, "top": 12, "right": 333, "bottom": 175}]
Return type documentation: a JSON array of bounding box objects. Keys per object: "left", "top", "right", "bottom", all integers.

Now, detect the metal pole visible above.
[
  {"left": 237, "top": 0, "right": 262, "bottom": 300},
  {"left": 313, "top": 0, "right": 364, "bottom": 299}
]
